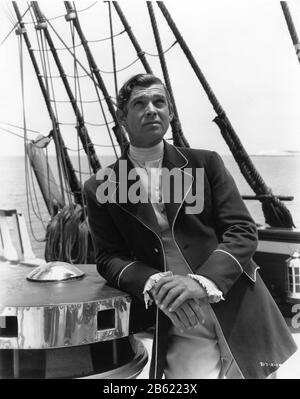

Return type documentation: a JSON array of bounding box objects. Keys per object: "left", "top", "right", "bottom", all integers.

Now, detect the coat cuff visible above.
[
  {"left": 196, "top": 249, "right": 244, "bottom": 295},
  {"left": 187, "top": 274, "right": 224, "bottom": 303},
  {"left": 143, "top": 271, "right": 173, "bottom": 309}
]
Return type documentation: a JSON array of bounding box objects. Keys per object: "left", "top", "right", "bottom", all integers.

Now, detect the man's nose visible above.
[{"left": 145, "top": 102, "right": 157, "bottom": 117}]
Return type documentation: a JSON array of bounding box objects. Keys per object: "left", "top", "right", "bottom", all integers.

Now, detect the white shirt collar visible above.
[{"left": 129, "top": 141, "right": 164, "bottom": 165}]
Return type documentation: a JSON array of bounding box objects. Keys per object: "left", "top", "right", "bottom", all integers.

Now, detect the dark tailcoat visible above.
[{"left": 84, "top": 141, "right": 297, "bottom": 379}]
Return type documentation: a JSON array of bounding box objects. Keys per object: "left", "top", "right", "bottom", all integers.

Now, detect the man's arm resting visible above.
[
  {"left": 84, "top": 178, "right": 160, "bottom": 302},
  {"left": 195, "top": 151, "right": 259, "bottom": 295}
]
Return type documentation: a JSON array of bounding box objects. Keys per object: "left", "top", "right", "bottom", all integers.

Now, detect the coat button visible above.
[{"left": 154, "top": 248, "right": 159, "bottom": 253}]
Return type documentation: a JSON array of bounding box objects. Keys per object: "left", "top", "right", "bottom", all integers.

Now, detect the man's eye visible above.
[
  {"left": 156, "top": 99, "right": 166, "bottom": 106},
  {"left": 134, "top": 101, "right": 143, "bottom": 106}
]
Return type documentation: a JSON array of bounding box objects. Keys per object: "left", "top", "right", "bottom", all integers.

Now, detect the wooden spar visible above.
[
  {"left": 280, "top": 2, "right": 300, "bottom": 64},
  {"left": 157, "top": 1, "right": 295, "bottom": 228},
  {"left": 146, "top": 2, "right": 189, "bottom": 148},
  {"left": 31, "top": 1, "right": 101, "bottom": 174},
  {"left": 12, "top": 2, "right": 82, "bottom": 207},
  {"left": 112, "top": 2, "right": 152, "bottom": 74},
  {"left": 64, "top": 1, "right": 128, "bottom": 153},
  {"left": 105, "top": 1, "right": 119, "bottom": 99}
]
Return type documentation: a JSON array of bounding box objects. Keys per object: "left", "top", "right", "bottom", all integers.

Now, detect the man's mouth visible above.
[{"left": 143, "top": 121, "right": 161, "bottom": 126}]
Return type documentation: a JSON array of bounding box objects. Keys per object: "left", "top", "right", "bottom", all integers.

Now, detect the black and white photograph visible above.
[{"left": 0, "top": 0, "right": 299, "bottom": 384}]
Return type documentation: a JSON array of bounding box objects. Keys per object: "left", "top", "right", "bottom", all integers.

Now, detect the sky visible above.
[{"left": 0, "top": 0, "right": 300, "bottom": 157}]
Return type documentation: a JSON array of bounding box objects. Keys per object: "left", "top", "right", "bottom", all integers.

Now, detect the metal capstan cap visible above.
[{"left": 26, "top": 261, "right": 85, "bottom": 282}]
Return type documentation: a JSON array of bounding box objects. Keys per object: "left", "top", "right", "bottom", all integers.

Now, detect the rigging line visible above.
[
  {"left": 64, "top": 1, "right": 120, "bottom": 156},
  {"left": 65, "top": 146, "right": 84, "bottom": 152},
  {"left": 49, "top": 98, "right": 105, "bottom": 103},
  {"left": 46, "top": 17, "right": 105, "bottom": 90},
  {"left": 31, "top": 41, "right": 82, "bottom": 51},
  {"left": 88, "top": 28, "right": 126, "bottom": 42},
  {"left": 34, "top": 2, "right": 101, "bottom": 176},
  {"left": 106, "top": 1, "right": 118, "bottom": 98},
  {"left": 70, "top": 20, "right": 93, "bottom": 179},
  {"left": 66, "top": 143, "right": 116, "bottom": 150},
  {"left": 39, "top": 29, "right": 72, "bottom": 206},
  {"left": 0, "top": 121, "right": 41, "bottom": 134},
  {"left": 112, "top": 1, "right": 152, "bottom": 73},
  {"left": 22, "top": 1, "right": 99, "bottom": 25},
  {"left": 45, "top": 146, "right": 53, "bottom": 214},
  {"left": 42, "top": 45, "right": 73, "bottom": 206},
  {"left": 0, "top": 126, "right": 39, "bottom": 141},
  {"left": 38, "top": 30, "right": 72, "bottom": 207},
  {"left": 41, "top": 73, "right": 90, "bottom": 79},
  {"left": 19, "top": 34, "right": 47, "bottom": 230},
  {"left": 18, "top": 35, "right": 46, "bottom": 240},
  {"left": 36, "top": 20, "right": 139, "bottom": 74},
  {"left": 147, "top": 2, "right": 188, "bottom": 148},
  {"left": 3, "top": 3, "right": 16, "bottom": 27},
  {"left": 57, "top": 120, "right": 114, "bottom": 126},
  {"left": 30, "top": 29, "right": 126, "bottom": 51},
  {"left": 14, "top": 2, "right": 68, "bottom": 206},
  {"left": 85, "top": 120, "right": 114, "bottom": 127},
  {"left": 28, "top": 152, "right": 48, "bottom": 228},
  {"left": 144, "top": 39, "right": 178, "bottom": 56},
  {"left": 97, "top": 56, "right": 140, "bottom": 74},
  {"left": 0, "top": 5, "right": 31, "bottom": 47},
  {"left": 87, "top": 67, "right": 118, "bottom": 158}
]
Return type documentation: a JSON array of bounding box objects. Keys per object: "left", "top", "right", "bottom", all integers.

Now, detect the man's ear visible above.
[
  {"left": 169, "top": 113, "right": 174, "bottom": 122},
  {"left": 116, "top": 108, "right": 127, "bottom": 127}
]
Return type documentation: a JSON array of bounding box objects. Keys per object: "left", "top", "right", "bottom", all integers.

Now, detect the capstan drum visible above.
[{"left": 0, "top": 262, "right": 148, "bottom": 379}]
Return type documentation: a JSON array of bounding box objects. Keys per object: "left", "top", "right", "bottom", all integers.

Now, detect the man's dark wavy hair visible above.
[{"left": 116, "top": 73, "right": 173, "bottom": 114}]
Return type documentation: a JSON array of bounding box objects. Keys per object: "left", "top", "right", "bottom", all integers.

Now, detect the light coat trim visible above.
[{"left": 117, "top": 261, "right": 138, "bottom": 288}]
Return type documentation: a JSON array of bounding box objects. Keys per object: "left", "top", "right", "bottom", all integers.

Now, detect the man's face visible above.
[{"left": 119, "top": 83, "right": 172, "bottom": 148}]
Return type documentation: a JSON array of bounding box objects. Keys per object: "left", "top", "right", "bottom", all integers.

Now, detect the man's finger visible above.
[
  {"left": 157, "top": 286, "right": 182, "bottom": 309},
  {"left": 179, "top": 302, "right": 198, "bottom": 328},
  {"left": 152, "top": 276, "right": 175, "bottom": 296},
  {"left": 168, "top": 292, "right": 189, "bottom": 312},
  {"left": 153, "top": 280, "right": 178, "bottom": 303},
  {"left": 173, "top": 307, "right": 190, "bottom": 331},
  {"left": 160, "top": 308, "right": 185, "bottom": 331},
  {"left": 188, "top": 300, "right": 205, "bottom": 325}
]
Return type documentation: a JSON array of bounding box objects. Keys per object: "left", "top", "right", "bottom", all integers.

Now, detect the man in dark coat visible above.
[{"left": 84, "top": 73, "right": 296, "bottom": 379}]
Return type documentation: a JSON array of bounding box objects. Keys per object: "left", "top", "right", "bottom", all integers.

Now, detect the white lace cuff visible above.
[
  {"left": 187, "top": 274, "right": 224, "bottom": 303},
  {"left": 143, "top": 271, "right": 173, "bottom": 309}
]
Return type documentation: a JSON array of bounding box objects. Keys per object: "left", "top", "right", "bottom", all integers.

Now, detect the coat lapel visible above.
[
  {"left": 108, "top": 150, "right": 162, "bottom": 237},
  {"left": 106, "top": 141, "right": 194, "bottom": 235},
  {"left": 162, "top": 142, "right": 194, "bottom": 229}
]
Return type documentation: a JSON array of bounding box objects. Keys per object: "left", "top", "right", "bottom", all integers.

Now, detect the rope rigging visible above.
[
  {"left": 18, "top": 33, "right": 47, "bottom": 241},
  {"left": 31, "top": 1, "right": 102, "bottom": 175},
  {"left": 64, "top": 1, "right": 127, "bottom": 154},
  {"left": 13, "top": 2, "right": 83, "bottom": 208},
  {"left": 147, "top": 2, "right": 188, "bottom": 148},
  {"left": 157, "top": 1, "right": 295, "bottom": 228},
  {"left": 30, "top": 29, "right": 126, "bottom": 51}
]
